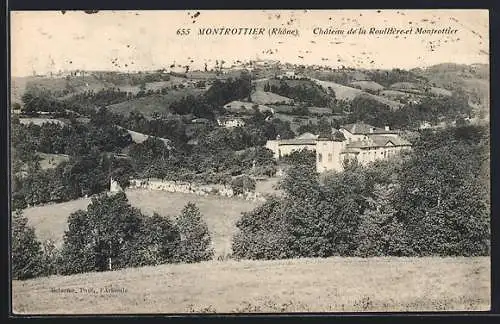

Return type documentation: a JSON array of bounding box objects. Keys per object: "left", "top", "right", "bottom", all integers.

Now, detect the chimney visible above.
[{"left": 385, "top": 126, "right": 390, "bottom": 131}]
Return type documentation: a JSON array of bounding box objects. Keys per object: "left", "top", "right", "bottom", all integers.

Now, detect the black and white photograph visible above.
[{"left": 9, "top": 9, "right": 490, "bottom": 313}]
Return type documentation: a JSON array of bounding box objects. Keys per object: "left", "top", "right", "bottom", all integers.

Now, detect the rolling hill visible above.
[
  {"left": 311, "top": 78, "right": 363, "bottom": 101},
  {"left": 11, "top": 76, "right": 31, "bottom": 104},
  {"left": 349, "top": 80, "right": 385, "bottom": 92},
  {"left": 311, "top": 78, "right": 403, "bottom": 109},
  {"left": 411, "top": 63, "right": 489, "bottom": 109},
  {"left": 250, "top": 90, "right": 294, "bottom": 105},
  {"left": 356, "top": 92, "right": 404, "bottom": 110},
  {"left": 106, "top": 88, "right": 205, "bottom": 117}
]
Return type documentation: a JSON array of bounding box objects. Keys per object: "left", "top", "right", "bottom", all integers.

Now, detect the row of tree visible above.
[
  {"left": 11, "top": 116, "right": 132, "bottom": 160},
  {"left": 12, "top": 193, "right": 213, "bottom": 280},
  {"left": 12, "top": 151, "right": 135, "bottom": 209}
]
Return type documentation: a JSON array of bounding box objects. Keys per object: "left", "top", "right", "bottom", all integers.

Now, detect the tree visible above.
[
  {"left": 41, "top": 239, "right": 61, "bottom": 276},
  {"left": 230, "top": 175, "right": 256, "bottom": 195},
  {"left": 317, "top": 117, "right": 332, "bottom": 139},
  {"left": 355, "top": 183, "right": 413, "bottom": 256},
  {"left": 393, "top": 126, "right": 490, "bottom": 256},
  {"left": 232, "top": 197, "right": 292, "bottom": 260},
  {"left": 127, "top": 213, "right": 181, "bottom": 266},
  {"left": 12, "top": 210, "right": 43, "bottom": 280},
  {"left": 60, "top": 192, "right": 143, "bottom": 274},
  {"left": 176, "top": 203, "right": 214, "bottom": 262}
]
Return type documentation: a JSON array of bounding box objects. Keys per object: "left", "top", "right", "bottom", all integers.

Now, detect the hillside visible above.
[
  {"left": 250, "top": 90, "right": 294, "bottom": 105},
  {"left": 37, "top": 153, "right": 70, "bottom": 170},
  {"left": 389, "top": 81, "right": 424, "bottom": 91},
  {"left": 311, "top": 78, "right": 363, "bottom": 101},
  {"left": 106, "top": 89, "right": 205, "bottom": 116},
  {"left": 223, "top": 101, "right": 274, "bottom": 114},
  {"left": 349, "top": 80, "right": 385, "bottom": 92},
  {"left": 19, "top": 74, "right": 115, "bottom": 98},
  {"left": 311, "top": 78, "right": 402, "bottom": 109},
  {"left": 23, "top": 189, "right": 258, "bottom": 257},
  {"left": 11, "top": 76, "right": 31, "bottom": 104},
  {"left": 12, "top": 257, "right": 489, "bottom": 313},
  {"left": 356, "top": 92, "right": 404, "bottom": 110},
  {"left": 411, "top": 63, "right": 489, "bottom": 109}
]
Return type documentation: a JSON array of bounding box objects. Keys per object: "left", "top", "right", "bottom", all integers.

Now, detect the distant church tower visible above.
[{"left": 110, "top": 177, "right": 123, "bottom": 193}]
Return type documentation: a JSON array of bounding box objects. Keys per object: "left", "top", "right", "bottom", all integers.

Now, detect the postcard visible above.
[{"left": 10, "top": 9, "right": 490, "bottom": 314}]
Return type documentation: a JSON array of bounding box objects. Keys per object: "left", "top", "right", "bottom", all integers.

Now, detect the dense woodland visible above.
[{"left": 233, "top": 125, "right": 490, "bottom": 258}]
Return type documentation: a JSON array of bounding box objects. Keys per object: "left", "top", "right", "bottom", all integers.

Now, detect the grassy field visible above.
[
  {"left": 23, "top": 189, "right": 258, "bottom": 257},
  {"left": 348, "top": 80, "right": 385, "bottom": 92},
  {"left": 37, "top": 153, "right": 70, "bottom": 170},
  {"left": 311, "top": 78, "right": 363, "bottom": 101},
  {"left": 311, "top": 78, "right": 403, "bottom": 110},
  {"left": 250, "top": 90, "right": 294, "bottom": 105},
  {"left": 106, "top": 88, "right": 205, "bottom": 116},
  {"left": 12, "top": 257, "right": 490, "bottom": 314}
]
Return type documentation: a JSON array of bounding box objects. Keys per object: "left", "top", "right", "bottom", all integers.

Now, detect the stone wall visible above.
[{"left": 129, "top": 179, "right": 265, "bottom": 202}]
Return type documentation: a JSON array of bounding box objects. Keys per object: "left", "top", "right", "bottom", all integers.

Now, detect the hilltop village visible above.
[{"left": 10, "top": 11, "right": 490, "bottom": 315}]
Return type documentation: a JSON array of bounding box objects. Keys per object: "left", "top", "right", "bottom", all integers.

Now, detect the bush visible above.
[
  {"left": 125, "top": 213, "right": 181, "bottom": 267},
  {"left": 232, "top": 198, "right": 292, "bottom": 260},
  {"left": 354, "top": 184, "right": 414, "bottom": 257},
  {"left": 41, "top": 239, "right": 62, "bottom": 276},
  {"left": 176, "top": 202, "right": 214, "bottom": 263},
  {"left": 11, "top": 211, "right": 44, "bottom": 280},
  {"left": 230, "top": 175, "right": 256, "bottom": 195}
]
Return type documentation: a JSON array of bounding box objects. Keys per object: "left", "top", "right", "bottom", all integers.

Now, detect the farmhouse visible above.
[{"left": 266, "top": 122, "right": 412, "bottom": 173}]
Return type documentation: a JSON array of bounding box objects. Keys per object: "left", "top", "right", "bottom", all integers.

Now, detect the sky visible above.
[{"left": 10, "top": 9, "right": 489, "bottom": 77}]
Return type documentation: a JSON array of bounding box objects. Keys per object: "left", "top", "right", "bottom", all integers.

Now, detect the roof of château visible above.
[
  {"left": 346, "top": 135, "right": 411, "bottom": 149},
  {"left": 340, "top": 122, "right": 398, "bottom": 135},
  {"left": 297, "top": 132, "right": 319, "bottom": 140},
  {"left": 278, "top": 138, "right": 317, "bottom": 145},
  {"left": 369, "top": 135, "right": 411, "bottom": 147}
]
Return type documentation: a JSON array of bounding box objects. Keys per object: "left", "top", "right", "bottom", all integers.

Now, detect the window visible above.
[
  {"left": 328, "top": 153, "right": 332, "bottom": 162},
  {"left": 318, "top": 153, "right": 323, "bottom": 162}
]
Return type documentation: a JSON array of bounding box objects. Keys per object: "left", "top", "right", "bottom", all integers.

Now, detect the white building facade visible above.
[{"left": 266, "top": 122, "right": 412, "bottom": 173}]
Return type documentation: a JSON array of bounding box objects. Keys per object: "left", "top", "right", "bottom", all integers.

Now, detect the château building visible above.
[{"left": 265, "top": 122, "right": 412, "bottom": 173}]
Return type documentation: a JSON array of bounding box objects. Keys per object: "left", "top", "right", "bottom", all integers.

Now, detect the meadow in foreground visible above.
[{"left": 12, "top": 256, "right": 490, "bottom": 314}]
